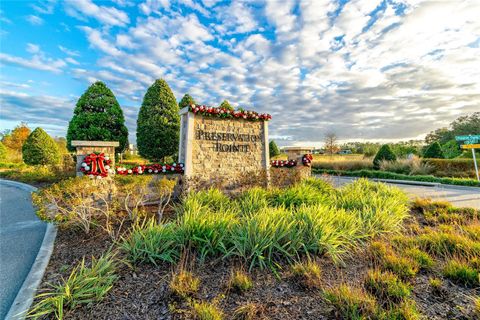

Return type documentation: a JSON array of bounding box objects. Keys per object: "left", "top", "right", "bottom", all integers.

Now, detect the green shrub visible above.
[
  {"left": 441, "top": 139, "right": 462, "bottom": 159},
  {"left": 0, "top": 165, "right": 69, "bottom": 184},
  {"left": 269, "top": 140, "right": 280, "bottom": 158},
  {"left": 323, "top": 284, "right": 378, "bottom": 319},
  {"left": 365, "top": 270, "right": 411, "bottom": 304},
  {"left": 28, "top": 252, "right": 117, "bottom": 319},
  {"left": 312, "top": 158, "right": 374, "bottom": 171},
  {"left": 137, "top": 79, "right": 180, "bottom": 161},
  {"left": 384, "top": 254, "right": 419, "bottom": 278},
  {"left": 373, "top": 145, "right": 397, "bottom": 169},
  {"left": 423, "top": 142, "right": 445, "bottom": 159},
  {"left": 179, "top": 93, "right": 196, "bottom": 109},
  {"left": 443, "top": 259, "right": 479, "bottom": 286},
  {"left": 22, "top": 128, "right": 61, "bottom": 165},
  {"left": 67, "top": 81, "right": 128, "bottom": 153}
]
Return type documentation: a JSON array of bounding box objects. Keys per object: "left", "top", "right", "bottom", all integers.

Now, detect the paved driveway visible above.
[
  {"left": 319, "top": 176, "right": 480, "bottom": 209},
  {"left": 0, "top": 180, "right": 46, "bottom": 319}
]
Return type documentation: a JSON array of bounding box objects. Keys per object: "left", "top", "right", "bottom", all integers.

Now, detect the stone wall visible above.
[{"left": 179, "top": 109, "right": 269, "bottom": 190}]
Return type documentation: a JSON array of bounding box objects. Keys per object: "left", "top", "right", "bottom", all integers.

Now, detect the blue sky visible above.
[{"left": 1, "top": 0, "right": 479, "bottom": 147}]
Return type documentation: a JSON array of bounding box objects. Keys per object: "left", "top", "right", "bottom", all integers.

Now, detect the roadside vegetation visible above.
[{"left": 29, "top": 176, "right": 479, "bottom": 319}]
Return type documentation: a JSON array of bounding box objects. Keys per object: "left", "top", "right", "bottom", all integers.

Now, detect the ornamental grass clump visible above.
[
  {"left": 170, "top": 270, "right": 200, "bottom": 299},
  {"left": 228, "top": 269, "right": 253, "bottom": 293},
  {"left": 364, "top": 270, "right": 412, "bottom": 305},
  {"left": 192, "top": 301, "right": 223, "bottom": 320},
  {"left": 122, "top": 179, "right": 410, "bottom": 272},
  {"left": 28, "top": 252, "right": 117, "bottom": 320},
  {"left": 323, "top": 284, "right": 379, "bottom": 319},
  {"left": 443, "top": 258, "right": 479, "bottom": 287},
  {"left": 291, "top": 260, "right": 322, "bottom": 289}
]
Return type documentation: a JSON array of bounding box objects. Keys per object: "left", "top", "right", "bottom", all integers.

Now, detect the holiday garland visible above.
[
  {"left": 116, "top": 163, "right": 184, "bottom": 175},
  {"left": 188, "top": 104, "right": 271, "bottom": 121},
  {"left": 270, "top": 154, "right": 313, "bottom": 168},
  {"left": 270, "top": 159, "right": 297, "bottom": 167},
  {"left": 80, "top": 153, "right": 113, "bottom": 178}
]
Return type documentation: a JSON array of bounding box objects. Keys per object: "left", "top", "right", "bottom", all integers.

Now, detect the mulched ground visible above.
[{"left": 36, "top": 211, "right": 479, "bottom": 320}]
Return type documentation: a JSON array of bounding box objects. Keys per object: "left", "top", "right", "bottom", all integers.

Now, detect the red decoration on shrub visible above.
[
  {"left": 188, "top": 104, "right": 271, "bottom": 121},
  {"left": 270, "top": 159, "right": 297, "bottom": 168},
  {"left": 80, "top": 153, "right": 112, "bottom": 178},
  {"left": 116, "top": 163, "right": 184, "bottom": 175},
  {"left": 302, "top": 154, "right": 313, "bottom": 167}
]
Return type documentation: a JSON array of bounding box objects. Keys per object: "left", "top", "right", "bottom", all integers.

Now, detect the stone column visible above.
[
  {"left": 178, "top": 107, "right": 195, "bottom": 177},
  {"left": 71, "top": 140, "right": 119, "bottom": 176},
  {"left": 283, "top": 146, "right": 314, "bottom": 180}
]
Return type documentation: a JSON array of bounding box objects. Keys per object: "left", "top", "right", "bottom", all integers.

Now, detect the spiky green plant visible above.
[{"left": 28, "top": 252, "right": 117, "bottom": 319}]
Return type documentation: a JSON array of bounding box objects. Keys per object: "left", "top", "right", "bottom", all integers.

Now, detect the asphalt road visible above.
[
  {"left": 0, "top": 180, "right": 46, "bottom": 319},
  {"left": 320, "top": 176, "right": 480, "bottom": 209}
]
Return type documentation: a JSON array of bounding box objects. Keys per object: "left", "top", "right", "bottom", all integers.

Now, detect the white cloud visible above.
[
  {"left": 80, "top": 26, "right": 123, "bottom": 56},
  {"left": 59, "top": 45, "right": 80, "bottom": 56},
  {"left": 26, "top": 43, "right": 40, "bottom": 54},
  {"left": 26, "top": 15, "right": 44, "bottom": 25},
  {"left": 65, "top": 0, "right": 130, "bottom": 27},
  {"left": 0, "top": 52, "right": 66, "bottom": 73}
]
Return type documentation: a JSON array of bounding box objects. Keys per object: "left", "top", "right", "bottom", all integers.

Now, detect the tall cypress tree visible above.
[
  {"left": 137, "top": 79, "right": 180, "bottom": 161},
  {"left": 67, "top": 81, "right": 128, "bottom": 153},
  {"left": 269, "top": 140, "right": 280, "bottom": 158},
  {"left": 179, "top": 93, "right": 196, "bottom": 109}
]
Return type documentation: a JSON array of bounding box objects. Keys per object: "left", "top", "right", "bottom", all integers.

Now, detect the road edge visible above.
[{"left": 2, "top": 179, "right": 57, "bottom": 320}]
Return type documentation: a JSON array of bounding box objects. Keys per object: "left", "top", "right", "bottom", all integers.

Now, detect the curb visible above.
[{"left": 1, "top": 179, "right": 57, "bottom": 320}]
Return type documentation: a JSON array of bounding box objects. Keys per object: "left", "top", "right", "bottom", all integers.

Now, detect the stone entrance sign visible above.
[
  {"left": 71, "top": 140, "right": 119, "bottom": 176},
  {"left": 178, "top": 106, "right": 269, "bottom": 188}
]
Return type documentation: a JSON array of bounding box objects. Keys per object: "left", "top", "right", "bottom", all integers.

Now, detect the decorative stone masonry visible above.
[
  {"left": 178, "top": 107, "right": 269, "bottom": 190},
  {"left": 71, "top": 140, "right": 119, "bottom": 176},
  {"left": 271, "top": 146, "right": 314, "bottom": 186}
]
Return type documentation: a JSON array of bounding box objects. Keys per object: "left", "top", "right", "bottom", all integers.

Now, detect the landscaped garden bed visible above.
[{"left": 28, "top": 178, "right": 479, "bottom": 319}]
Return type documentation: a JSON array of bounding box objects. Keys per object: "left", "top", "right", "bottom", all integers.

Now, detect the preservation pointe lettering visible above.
[{"left": 195, "top": 129, "right": 260, "bottom": 152}]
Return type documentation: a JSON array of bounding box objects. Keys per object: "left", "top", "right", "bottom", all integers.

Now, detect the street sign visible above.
[
  {"left": 461, "top": 144, "right": 480, "bottom": 149},
  {"left": 455, "top": 135, "right": 480, "bottom": 144}
]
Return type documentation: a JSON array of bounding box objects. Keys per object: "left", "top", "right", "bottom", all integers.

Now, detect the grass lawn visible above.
[{"left": 29, "top": 178, "right": 480, "bottom": 319}]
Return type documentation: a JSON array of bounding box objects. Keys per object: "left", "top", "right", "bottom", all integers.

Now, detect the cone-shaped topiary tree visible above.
[
  {"left": 179, "top": 93, "right": 196, "bottom": 109},
  {"left": 137, "top": 79, "right": 180, "bottom": 161},
  {"left": 22, "top": 127, "right": 61, "bottom": 165},
  {"left": 269, "top": 140, "right": 280, "bottom": 158},
  {"left": 67, "top": 81, "right": 128, "bottom": 153},
  {"left": 373, "top": 144, "right": 396, "bottom": 169},
  {"left": 423, "top": 141, "right": 444, "bottom": 159},
  {"left": 0, "top": 141, "right": 7, "bottom": 161},
  {"left": 219, "top": 99, "right": 234, "bottom": 111}
]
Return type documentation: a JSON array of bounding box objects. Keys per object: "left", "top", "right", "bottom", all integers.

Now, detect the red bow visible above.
[{"left": 89, "top": 153, "right": 107, "bottom": 174}]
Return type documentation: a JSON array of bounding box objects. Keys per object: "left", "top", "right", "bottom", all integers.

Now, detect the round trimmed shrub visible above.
[
  {"left": 67, "top": 81, "right": 128, "bottom": 153},
  {"left": 373, "top": 144, "right": 397, "bottom": 169},
  {"left": 179, "top": 94, "right": 196, "bottom": 109},
  {"left": 22, "top": 128, "right": 61, "bottom": 165},
  {"left": 137, "top": 79, "right": 180, "bottom": 161},
  {"left": 423, "top": 142, "right": 445, "bottom": 159}
]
